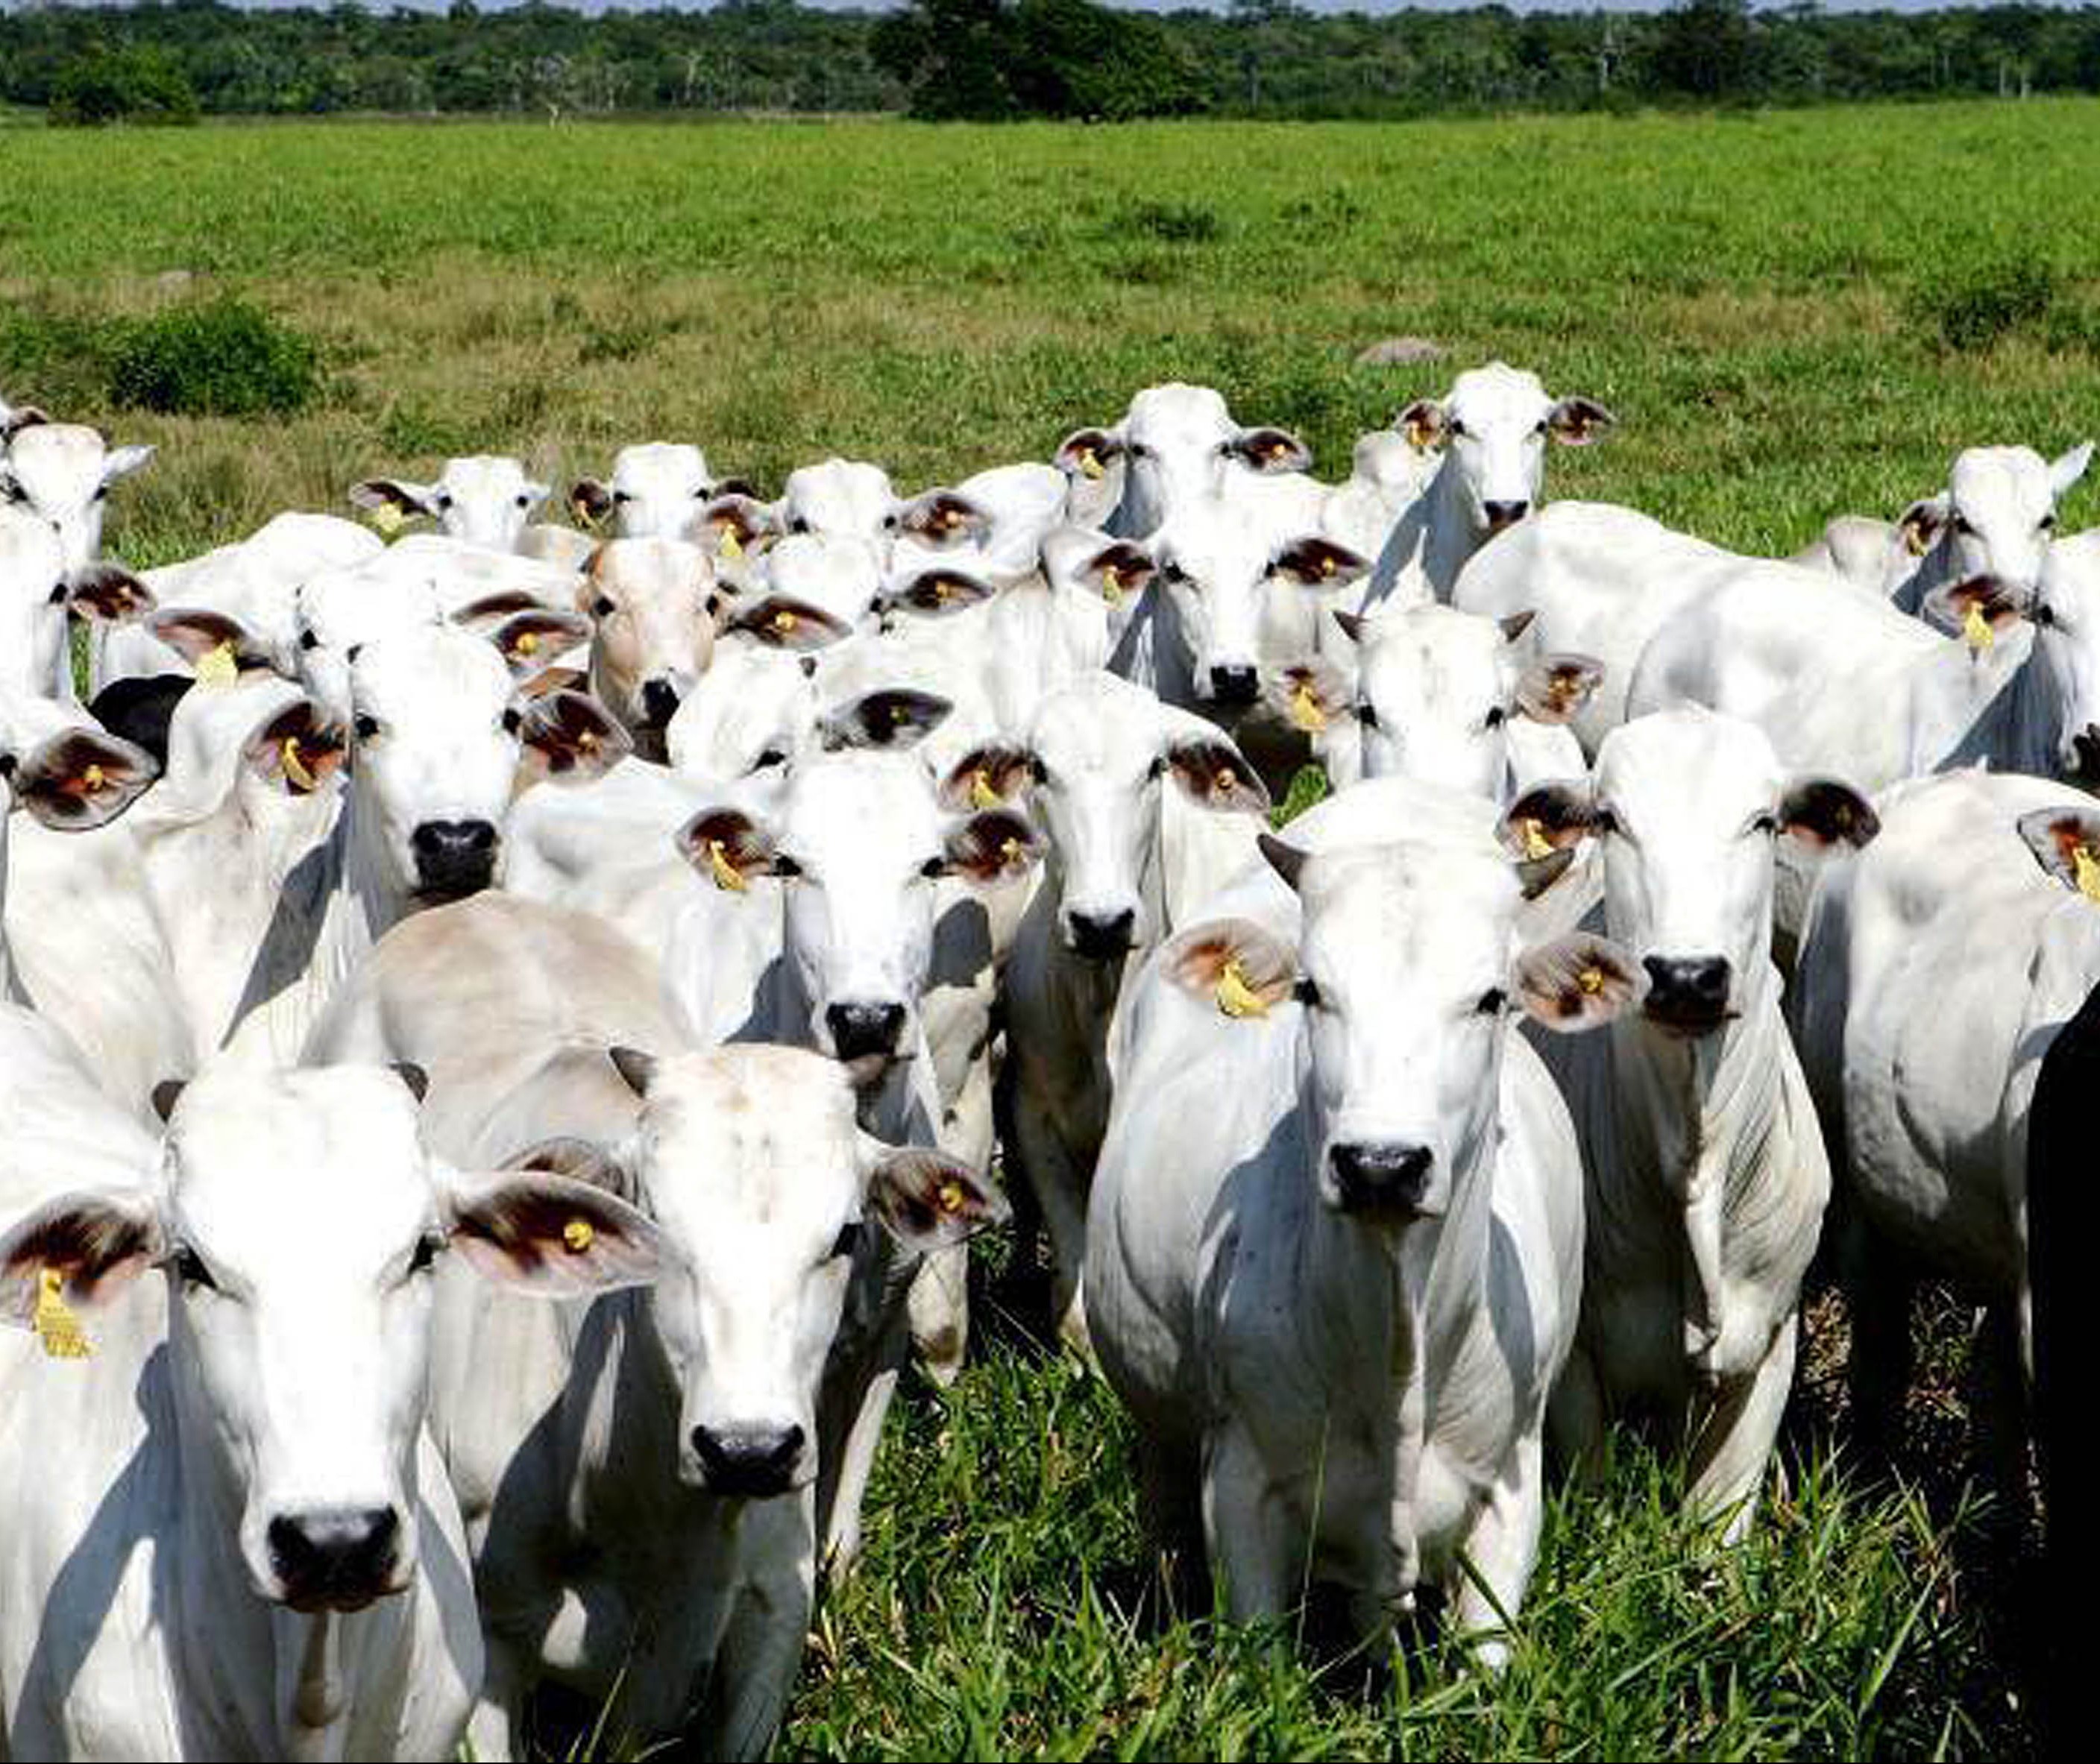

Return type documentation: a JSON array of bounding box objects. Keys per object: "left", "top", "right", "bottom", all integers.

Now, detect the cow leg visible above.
[
  {"left": 906, "top": 1248, "right": 969, "bottom": 1388},
  {"left": 1686, "top": 1311, "right": 1799, "bottom": 1544},
  {"left": 1842, "top": 1218, "right": 1914, "bottom": 1477},
  {"left": 1546, "top": 1342, "right": 1606, "bottom": 1480},
  {"left": 1135, "top": 1428, "right": 1207, "bottom": 1615},
  {"left": 1450, "top": 1433, "right": 1546, "bottom": 1672},
  {"left": 1969, "top": 1300, "right": 2032, "bottom": 1531},
  {"left": 1007, "top": 1094, "right": 1095, "bottom": 1359},
  {"left": 700, "top": 1556, "right": 812, "bottom": 1763},
  {"left": 466, "top": 1632, "right": 533, "bottom": 1763},
  {"left": 820, "top": 1362, "right": 898, "bottom": 1578},
  {"left": 1204, "top": 1425, "right": 1295, "bottom": 1622}
]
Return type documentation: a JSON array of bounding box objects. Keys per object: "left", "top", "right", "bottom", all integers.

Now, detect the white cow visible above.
[
  {"left": 1087, "top": 826, "right": 1633, "bottom": 1650},
  {"left": 0, "top": 400, "right": 155, "bottom": 579},
  {"left": 569, "top": 441, "right": 751, "bottom": 540},
  {"left": 1054, "top": 382, "right": 1313, "bottom": 538},
  {"left": 976, "top": 672, "right": 1270, "bottom": 1349},
  {"left": 305, "top": 905, "right": 1002, "bottom": 1758},
  {"left": 1795, "top": 441, "right": 2092, "bottom": 610},
  {"left": 350, "top": 456, "right": 552, "bottom": 553},
  {"left": 570, "top": 537, "right": 721, "bottom": 757},
  {"left": 0, "top": 1058, "right": 666, "bottom": 1761},
  {"left": 1788, "top": 768, "right": 2100, "bottom": 1471},
  {"left": 1317, "top": 427, "right": 1440, "bottom": 563},
  {"left": 1506, "top": 708, "right": 1873, "bottom": 1537},
  {"left": 0, "top": 505, "right": 156, "bottom": 700},
  {"left": 1367, "top": 362, "right": 1614, "bottom": 608}
]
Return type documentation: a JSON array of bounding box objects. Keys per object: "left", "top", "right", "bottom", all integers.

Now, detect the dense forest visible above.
[{"left": 1, "top": 0, "right": 2096, "bottom": 123}]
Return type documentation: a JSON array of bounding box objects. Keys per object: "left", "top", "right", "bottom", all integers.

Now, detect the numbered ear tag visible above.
[
  {"left": 1518, "top": 817, "right": 1554, "bottom": 861},
  {"left": 707, "top": 838, "right": 748, "bottom": 895},
  {"left": 772, "top": 608, "right": 799, "bottom": 635},
  {"left": 1578, "top": 965, "right": 1606, "bottom": 996},
  {"left": 1289, "top": 683, "right": 1327, "bottom": 734},
  {"left": 1099, "top": 564, "right": 1125, "bottom": 607},
  {"left": 1216, "top": 957, "right": 1269, "bottom": 1020},
  {"left": 281, "top": 737, "right": 318, "bottom": 793},
  {"left": 195, "top": 642, "right": 239, "bottom": 689},
  {"left": 513, "top": 629, "right": 540, "bottom": 658},
  {"left": 2075, "top": 844, "right": 2100, "bottom": 904},
  {"left": 371, "top": 502, "right": 405, "bottom": 538},
  {"left": 720, "top": 526, "right": 745, "bottom": 562},
  {"left": 1078, "top": 448, "right": 1105, "bottom": 482},
  {"left": 34, "top": 1268, "right": 89, "bottom": 1361},
  {"left": 969, "top": 768, "right": 1002, "bottom": 810},
  {"left": 1963, "top": 602, "right": 1993, "bottom": 654},
  {"left": 562, "top": 1218, "right": 595, "bottom": 1255}
]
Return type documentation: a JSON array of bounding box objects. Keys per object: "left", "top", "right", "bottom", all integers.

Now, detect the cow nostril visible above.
[
  {"left": 1329, "top": 1142, "right": 1433, "bottom": 1215},
  {"left": 1209, "top": 664, "right": 1259, "bottom": 706},
  {"left": 826, "top": 1001, "right": 907, "bottom": 1062},
  {"left": 641, "top": 679, "right": 681, "bottom": 727},
  {"left": 266, "top": 1506, "right": 400, "bottom": 1607},
  {"left": 691, "top": 1424, "right": 805, "bottom": 1497},
  {"left": 1641, "top": 955, "right": 1733, "bottom": 1029},
  {"left": 1066, "top": 907, "right": 1137, "bottom": 960},
  {"left": 1482, "top": 500, "right": 1530, "bottom": 530}
]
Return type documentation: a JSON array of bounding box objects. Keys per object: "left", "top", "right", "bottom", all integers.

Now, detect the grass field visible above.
[{"left": 4, "top": 100, "right": 2092, "bottom": 1758}]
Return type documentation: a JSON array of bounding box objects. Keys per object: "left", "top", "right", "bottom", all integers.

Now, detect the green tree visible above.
[
  {"left": 48, "top": 44, "right": 201, "bottom": 126},
  {"left": 1652, "top": 0, "right": 1756, "bottom": 101}
]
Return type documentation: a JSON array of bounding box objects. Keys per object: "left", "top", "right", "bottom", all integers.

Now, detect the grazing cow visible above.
[
  {"left": 1507, "top": 708, "right": 1874, "bottom": 1537},
  {"left": 1055, "top": 383, "right": 1313, "bottom": 538},
  {"left": 0, "top": 1058, "right": 666, "bottom": 1761},
  {"left": 1274, "top": 604, "right": 1600, "bottom": 798},
  {"left": 0, "top": 399, "right": 155, "bottom": 578},
  {"left": 1788, "top": 769, "right": 2100, "bottom": 1494},
  {"left": 1367, "top": 362, "right": 1614, "bottom": 608},
  {"left": 350, "top": 456, "right": 552, "bottom": 553},
  {"left": 0, "top": 505, "right": 156, "bottom": 700},
  {"left": 1087, "top": 825, "right": 1634, "bottom": 1650},
  {"left": 306, "top": 908, "right": 1002, "bottom": 1758},
  {"left": 975, "top": 672, "right": 1269, "bottom": 1349},
  {"left": 1795, "top": 441, "right": 2092, "bottom": 610}
]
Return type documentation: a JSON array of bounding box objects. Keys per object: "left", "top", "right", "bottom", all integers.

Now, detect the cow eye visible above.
[
  {"left": 353, "top": 714, "right": 381, "bottom": 742},
  {"left": 436, "top": 494, "right": 454, "bottom": 511},
  {"left": 1356, "top": 702, "right": 1379, "bottom": 728},
  {"left": 592, "top": 596, "right": 617, "bottom": 618},
  {"left": 881, "top": 513, "right": 899, "bottom": 530},
  {"left": 1532, "top": 420, "right": 1550, "bottom": 436},
  {"left": 1160, "top": 562, "right": 1189, "bottom": 587},
  {"left": 91, "top": 483, "right": 109, "bottom": 503},
  {"left": 1484, "top": 705, "right": 1507, "bottom": 729},
  {"left": 298, "top": 629, "right": 320, "bottom": 652},
  {"left": 501, "top": 706, "right": 522, "bottom": 734},
  {"left": 1448, "top": 419, "right": 1471, "bottom": 440},
  {"left": 2034, "top": 602, "right": 2060, "bottom": 629},
  {"left": 827, "top": 1219, "right": 862, "bottom": 1262},
  {"left": 919, "top": 855, "right": 948, "bottom": 880},
  {"left": 771, "top": 854, "right": 804, "bottom": 880},
  {"left": 407, "top": 1232, "right": 444, "bottom": 1276},
  {"left": 514, "top": 494, "right": 531, "bottom": 509},
  {"left": 1751, "top": 810, "right": 1779, "bottom": 835},
  {"left": 2041, "top": 512, "right": 2058, "bottom": 532},
  {"left": 1292, "top": 976, "right": 1321, "bottom": 1008},
  {"left": 1128, "top": 443, "right": 1152, "bottom": 461},
  {"left": 1477, "top": 987, "right": 1507, "bottom": 1016},
  {"left": 1953, "top": 515, "right": 1976, "bottom": 538},
  {"left": 788, "top": 517, "right": 810, "bottom": 535},
  {"left": 1, "top": 482, "right": 25, "bottom": 504},
  {"left": 1591, "top": 806, "right": 1620, "bottom": 837},
  {"left": 170, "top": 1245, "right": 217, "bottom": 1292},
  {"left": 48, "top": 581, "right": 68, "bottom": 605},
  {"left": 613, "top": 489, "right": 634, "bottom": 505},
  {"left": 752, "top": 746, "right": 788, "bottom": 771}
]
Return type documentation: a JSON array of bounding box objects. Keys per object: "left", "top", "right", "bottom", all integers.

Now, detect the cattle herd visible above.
[{"left": 0, "top": 365, "right": 2090, "bottom": 1757}]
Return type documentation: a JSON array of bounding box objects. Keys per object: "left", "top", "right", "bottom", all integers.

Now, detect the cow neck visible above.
[
  {"left": 1606, "top": 963, "right": 1786, "bottom": 1379},
  {"left": 1911, "top": 627, "right": 2055, "bottom": 778},
  {"left": 1294, "top": 1053, "right": 1499, "bottom": 1589},
  {"left": 1418, "top": 451, "right": 1491, "bottom": 602}
]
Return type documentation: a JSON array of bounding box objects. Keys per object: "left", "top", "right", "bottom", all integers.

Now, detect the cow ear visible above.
[
  {"left": 1259, "top": 832, "right": 1308, "bottom": 893},
  {"left": 1166, "top": 733, "right": 1269, "bottom": 816},
  {"left": 491, "top": 609, "right": 590, "bottom": 676},
  {"left": 1056, "top": 428, "right": 1124, "bottom": 479},
  {"left": 1081, "top": 541, "right": 1154, "bottom": 605},
  {"left": 676, "top": 806, "right": 779, "bottom": 892},
  {"left": 1271, "top": 536, "right": 1368, "bottom": 589},
  {"left": 1515, "top": 932, "right": 1646, "bottom": 1034},
  {"left": 939, "top": 742, "right": 1036, "bottom": 813},
  {"left": 570, "top": 478, "right": 614, "bottom": 526},
  {"left": 148, "top": 606, "right": 274, "bottom": 677},
  {"left": 0, "top": 400, "right": 51, "bottom": 442},
  {"left": 444, "top": 1171, "right": 670, "bottom": 1297},
  {"left": 866, "top": 1146, "right": 1009, "bottom": 1253},
  {"left": 2016, "top": 807, "right": 2100, "bottom": 898},
  {"left": 896, "top": 488, "right": 990, "bottom": 547},
  {"left": 608, "top": 1045, "right": 658, "bottom": 1099},
  {"left": 0, "top": 1190, "right": 161, "bottom": 1331},
  {"left": 1898, "top": 495, "right": 1949, "bottom": 558},
  {"left": 450, "top": 590, "right": 541, "bottom": 632},
  {"left": 515, "top": 688, "right": 630, "bottom": 785},
  {"left": 722, "top": 594, "right": 850, "bottom": 652},
  {"left": 349, "top": 478, "right": 436, "bottom": 520},
  {"left": 1515, "top": 653, "right": 1605, "bottom": 725},
  {"left": 1263, "top": 660, "right": 1350, "bottom": 739},
  {"left": 101, "top": 443, "right": 156, "bottom": 485},
  {"left": 1397, "top": 398, "right": 1447, "bottom": 451},
  {"left": 507, "top": 1135, "right": 626, "bottom": 1191},
  {"left": 943, "top": 808, "right": 1040, "bottom": 885},
  {"left": 1778, "top": 778, "right": 1878, "bottom": 850},
  {"left": 882, "top": 568, "right": 996, "bottom": 620},
  {"left": 7, "top": 728, "right": 157, "bottom": 828},
  {"left": 1227, "top": 427, "right": 1312, "bottom": 475},
  {"left": 1547, "top": 396, "right": 1615, "bottom": 447},
  {"left": 1498, "top": 609, "right": 1538, "bottom": 645},
  {"left": 709, "top": 475, "right": 762, "bottom": 503},
  {"left": 244, "top": 697, "right": 347, "bottom": 798},
  {"left": 819, "top": 688, "right": 952, "bottom": 753},
  {"left": 1331, "top": 608, "right": 1370, "bottom": 646},
  {"left": 2050, "top": 441, "right": 2094, "bottom": 503},
  {"left": 69, "top": 564, "right": 156, "bottom": 626},
  {"left": 1921, "top": 573, "right": 2032, "bottom": 646},
  {"left": 1158, "top": 916, "right": 1298, "bottom": 1018},
  {"left": 1503, "top": 781, "right": 1597, "bottom": 857},
  {"left": 700, "top": 492, "right": 775, "bottom": 551}
]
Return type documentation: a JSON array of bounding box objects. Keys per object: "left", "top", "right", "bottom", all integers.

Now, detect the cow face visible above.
[
  {"left": 1398, "top": 362, "right": 1611, "bottom": 541},
  {"left": 347, "top": 626, "right": 626, "bottom": 907},
  {"left": 350, "top": 456, "right": 550, "bottom": 553},
  {"left": 572, "top": 441, "right": 717, "bottom": 541},
  {"left": 0, "top": 415, "right": 154, "bottom": 578},
  {"left": 0, "top": 1065, "right": 663, "bottom": 1614},
  {"left": 1509, "top": 708, "right": 1875, "bottom": 1039},
  {"left": 1905, "top": 442, "right": 2092, "bottom": 595},
  {"left": 1087, "top": 384, "right": 1310, "bottom": 538},
  {"left": 576, "top": 538, "right": 718, "bottom": 741},
  {"left": 590, "top": 1046, "right": 1003, "bottom": 1499}
]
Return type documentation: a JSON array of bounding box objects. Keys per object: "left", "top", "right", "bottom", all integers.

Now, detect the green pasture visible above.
[{"left": 2, "top": 101, "right": 2086, "bottom": 1757}]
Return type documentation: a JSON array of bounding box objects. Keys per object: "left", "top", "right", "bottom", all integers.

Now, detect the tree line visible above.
[{"left": 4, "top": 0, "right": 2097, "bottom": 125}]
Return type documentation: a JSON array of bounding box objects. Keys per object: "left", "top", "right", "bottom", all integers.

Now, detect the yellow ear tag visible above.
[
  {"left": 370, "top": 502, "right": 405, "bottom": 538},
  {"left": 82, "top": 763, "right": 105, "bottom": 791},
  {"left": 195, "top": 641, "right": 239, "bottom": 690},
  {"left": 999, "top": 835, "right": 1023, "bottom": 866},
  {"left": 280, "top": 737, "right": 318, "bottom": 793},
  {"left": 969, "top": 768, "right": 1002, "bottom": 810},
  {"left": 720, "top": 526, "right": 745, "bottom": 562},
  {"left": 1320, "top": 553, "right": 1338, "bottom": 578},
  {"left": 1216, "top": 957, "right": 1269, "bottom": 1020},
  {"left": 562, "top": 1217, "right": 595, "bottom": 1254},
  {"left": 1963, "top": 602, "right": 1994, "bottom": 654},
  {"left": 1905, "top": 523, "right": 1930, "bottom": 558},
  {"left": 1215, "top": 766, "right": 1237, "bottom": 796},
  {"left": 1099, "top": 564, "right": 1125, "bottom": 607},
  {"left": 707, "top": 837, "right": 748, "bottom": 895},
  {"left": 1289, "top": 682, "right": 1327, "bottom": 734},
  {"left": 1578, "top": 965, "right": 1605, "bottom": 995},
  {"left": 937, "top": 1179, "right": 966, "bottom": 1215},
  {"left": 514, "top": 629, "right": 540, "bottom": 658},
  {"left": 1519, "top": 818, "right": 1554, "bottom": 861},
  {"left": 773, "top": 608, "right": 799, "bottom": 635},
  {"left": 2074, "top": 844, "right": 2100, "bottom": 904},
  {"left": 34, "top": 1267, "right": 89, "bottom": 1361},
  {"left": 1078, "top": 448, "right": 1105, "bottom": 482}
]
